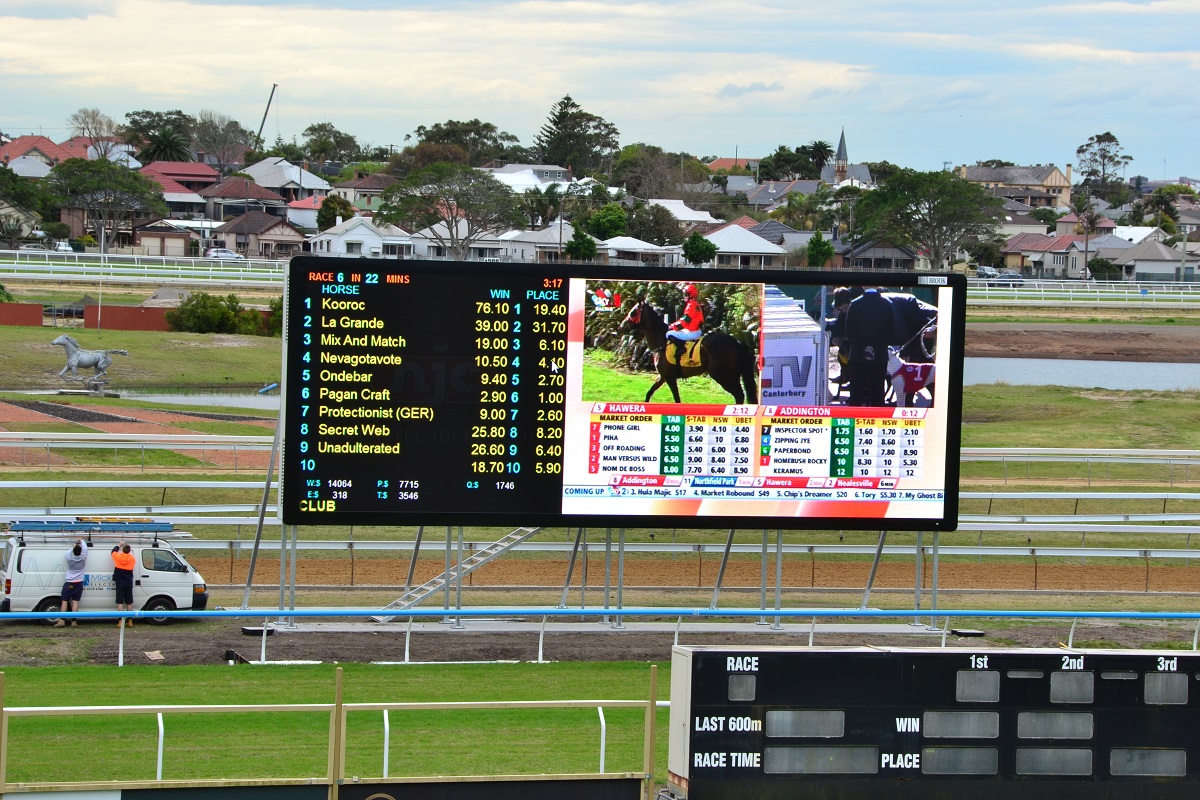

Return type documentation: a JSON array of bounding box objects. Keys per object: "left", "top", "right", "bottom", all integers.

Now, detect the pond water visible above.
[
  {"left": 120, "top": 391, "right": 282, "bottom": 411},
  {"left": 107, "top": 359, "right": 1200, "bottom": 409},
  {"left": 964, "top": 358, "right": 1200, "bottom": 392}
]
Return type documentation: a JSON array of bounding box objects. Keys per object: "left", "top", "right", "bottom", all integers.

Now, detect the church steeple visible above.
[{"left": 834, "top": 128, "right": 848, "bottom": 183}]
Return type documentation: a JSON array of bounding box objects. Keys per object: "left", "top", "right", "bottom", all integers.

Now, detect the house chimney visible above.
[{"left": 1066, "top": 163, "right": 1072, "bottom": 183}]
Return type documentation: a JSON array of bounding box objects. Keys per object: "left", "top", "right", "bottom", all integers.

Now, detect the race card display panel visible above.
[{"left": 281, "top": 258, "right": 966, "bottom": 529}]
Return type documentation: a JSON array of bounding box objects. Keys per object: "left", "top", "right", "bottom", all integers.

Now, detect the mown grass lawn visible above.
[{"left": 0, "top": 662, "right": 668, "bottom": 785}]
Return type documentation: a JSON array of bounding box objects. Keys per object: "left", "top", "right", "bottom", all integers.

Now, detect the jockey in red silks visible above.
[{"left": 665, "top": 283, "right": 704, "bottom": 361}]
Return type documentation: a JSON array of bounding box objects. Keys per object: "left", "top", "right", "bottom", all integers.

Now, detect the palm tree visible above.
[
  {"left": 137, "top": 128, "right": 193, "bottom": 163},
  {"left": 808, "top": 140, "right": 835, "bottom": 175},
  {"left": 1071, "top": 192, "right": 1103, "bottom": 279},
  {"left": 521, "top": 184, "right": 563, "bottom": 229}
]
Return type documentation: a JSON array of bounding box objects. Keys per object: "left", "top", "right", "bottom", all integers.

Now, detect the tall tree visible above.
[
  {"left": 387, "top": 142, "right": 469, "bottom": 176},
  {"left": 611, "top": 143, "right": 707, "bottom": 198},
  {"left": 563, "top": 225, "right": 598, "bottom": 261},
  {"left": 302, "top": 122, "right": 360, "bottom": 163},
  {"left": 521, "top": 184, "right": 563, "bottom": 229},
  {"left": 122, "top": 109, "right": 194, "bottom": 148},
  {"left": 806, "top": 230, "right": 835, "bottom": 268},
  {"left": 1075, "top": 132, "right": 1133, "bottom": 203},
  {"left": 66, "top": 108, "right": 121, "bottom": 159},
  {"left": 534, "top": 95, "right": 620, "bottom": 177},
  {"left": 854, "top": 169, "right": 1004, "bottom": 270},
  {"left": 757, "top": 145, "right": 817, "bottom": 181},
  {"left": 410, "top": 119, "right": 525, "bottom": 166},
  {"left": 316, "top": 193, "right": 356, "bottom": 231},
  {"left": 44, "top": 158, "right": 168, "bottom": 252},
  {"left": 375, "top": 162, "right": 524, "bottom": 259},
  {"left": 584, "top": 202, "right": 627, "bottom": 240},
  {"left": 807, "top": 140, "right": 835, "bottom": 174},
  {"left": 682, "top": 231, "right": 717, "bottom": 266},
  {"left": 137, "top": 127, "right": 194, "bottom": 163},
  {"left": 626, "top": 203, "right": 682, "bottom": 246},
  {"left": 193, "top": 111, "right": 255, "bottom": 175}
]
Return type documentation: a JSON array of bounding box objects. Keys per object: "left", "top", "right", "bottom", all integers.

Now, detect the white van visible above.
[{"left": 0, "top": 532, "right": 208, "bottom": 624}]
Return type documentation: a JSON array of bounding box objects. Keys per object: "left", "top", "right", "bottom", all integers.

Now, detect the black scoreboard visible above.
[
  {"left": 668, "top": 646, "right": 1200, "bottom": 800},
  {"left": 281, "top": 258, "right": 965, "bottom": 529}
]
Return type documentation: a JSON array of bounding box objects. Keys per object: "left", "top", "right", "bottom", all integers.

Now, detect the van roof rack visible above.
[{"left": 5, "top": 520, "right": 191, "bottom": 547}]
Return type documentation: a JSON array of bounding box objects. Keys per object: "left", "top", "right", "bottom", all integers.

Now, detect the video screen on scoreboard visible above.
[{"left": 281, "top": 258, "right": 965, "bottom": 529}]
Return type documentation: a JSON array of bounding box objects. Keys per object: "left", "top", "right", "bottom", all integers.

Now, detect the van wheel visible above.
[
  {"left": 143, "top": 596, "right": 176, "bottom": 625},
  {"left": 35, "top": 597, "right": 64, "bottom": 627}
]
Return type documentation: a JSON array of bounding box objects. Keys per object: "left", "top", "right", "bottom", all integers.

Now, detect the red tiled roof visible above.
[
  {"left": 1022, "top": 234, "right": 1082, "bottom": 252},
  {"left": 139, "top": 167, "right": 190, "bottom": 194},
  {"left": 215, "top": 210, "right": 300, "bottom": 235},
  {"left": 706, "top": 158, "right": 757, "bottom": 171},
  {"left": 143, "top": 161, "right": 220, "bottom": 181},
  {"left": 0, "top": 135, "right": 73, "bottom": 165}
]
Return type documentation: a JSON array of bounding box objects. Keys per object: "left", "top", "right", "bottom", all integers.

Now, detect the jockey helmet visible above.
[{"left": 681, "top": 283, "right": 699, "bottom": 300}]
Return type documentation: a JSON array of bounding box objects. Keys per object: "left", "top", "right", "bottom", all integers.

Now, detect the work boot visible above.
[
  {"left": 70, "top": 621, "right": 78, "bottom": 628},
  {"left": 118, "top": 619, "right": 124, "bottom": 628},
  {"left": 53, "top": 619, "right": 65, "bottom": 628},
  {"left": 127, "top": 619, "right": 133, "bottom": 628}
]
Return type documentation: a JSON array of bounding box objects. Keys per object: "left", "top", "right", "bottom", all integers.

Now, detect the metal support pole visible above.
[
  {"left": 758, "top": 528, "right": 769, "bottom": 625},
  {"left": 286, "top": 524, "right": 298, "bottom": 628},
  {"left": 403, "top": 525, "right": 424, "bottom": 596},
  {"left": 452, "top": 526, "right": 464, "bottom": 629},
  {"left": 277, "top": 520, "right": 287, "bottom": 620},
  {"left": 929, "top": 531, "right": 940, "bottom": 630},
  {"left": 442, "top": 526, "right": 452, "bottom": 623},
  {"left": 240, "top": 420, "right": 281, "bottom": 609},
  {"left": 382, "top": 710, "right": 390, "bottom": 778},
  {"left": 559, "top": 527, "right": 584, "bottom": 608},
  {"left": 772, "top": 528, "right": 784, "bottom": 630},
  {"left": 603, "top": 527, "right": 612, "bottom": 624},
  {"left": 580, "top": 527, "right": 588, "bottom": 614},
  {"left": 709, "top": 528, "right": 736, "bottom": 609},
  {"left": 913, "top": 531, "right": 924, "bottom": 626},
  {"left": 156, "top": 713, "right": 164, "bottom": 781},
  {"left": 614, "top": 528, "right": 626, "bottom": 629},
  {"left": 860, "top": 530, "right": 887, "bottom": 609}
]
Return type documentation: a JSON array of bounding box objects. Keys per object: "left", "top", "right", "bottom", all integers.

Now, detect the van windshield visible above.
[{"left": 0, "top": 540, "right": 11, "bottom": 574}]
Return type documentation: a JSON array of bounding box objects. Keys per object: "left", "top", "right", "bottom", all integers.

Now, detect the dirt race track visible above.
[{"left": 3, "top": 553, "right": 1198, "bottom": 667}]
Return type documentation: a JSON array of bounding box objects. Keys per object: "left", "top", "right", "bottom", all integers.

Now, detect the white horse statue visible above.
[
  {"left": 51, "top": 334, "right": 129, "bottom": 382},
  {"left": 886, "top": 346, "right": 935, "bottom": 408}
]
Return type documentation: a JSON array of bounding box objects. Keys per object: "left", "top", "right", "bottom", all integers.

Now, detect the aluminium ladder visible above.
[{"left": 372, "top": 526, "right": 542, "bottom": 622}]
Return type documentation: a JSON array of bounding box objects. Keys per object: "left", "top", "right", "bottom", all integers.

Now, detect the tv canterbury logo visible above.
[{"left": 588, "top": 287, "right": 621, "bottom": 312}]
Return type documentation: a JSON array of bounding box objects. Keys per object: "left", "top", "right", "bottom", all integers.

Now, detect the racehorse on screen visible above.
[{"left": 622, "top": 297, "right": 758, "bottom": 404}]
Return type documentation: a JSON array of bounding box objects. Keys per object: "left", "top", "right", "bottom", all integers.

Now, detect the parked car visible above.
[
  {"left": 975, "top": 266, "right": 1000, "bottom": 280},
  {"left": 989, "top": 272, "right": 1025, "bottom": 287},
  {"left": 18, "top": 243, "right": 47, "bottom": 251},
  {"left": 205, "top": 247, "right": 246, "bottom": 260},
  {"left": 53, "top": 241, "right": 73, "bottom": 253}
]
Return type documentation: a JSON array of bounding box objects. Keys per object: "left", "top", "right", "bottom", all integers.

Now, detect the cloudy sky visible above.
[{"left": 2, "top": 0, "right": 1197, "bottom": 180}]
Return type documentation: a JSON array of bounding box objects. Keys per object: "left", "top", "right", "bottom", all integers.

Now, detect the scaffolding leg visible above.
[
  {"left": 860, "top": 530, "right": 888, "bottom": 610},
  {"left": 709, "top": 528, "right": 736, "bottom": 610},
  {"left": 559, "top": 527, "right": 584, "bottom": 609}
]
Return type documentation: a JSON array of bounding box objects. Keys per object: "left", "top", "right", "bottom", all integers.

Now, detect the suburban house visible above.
[
  {"left": 134, "top": 219, "right": 195, "bottom": 257},
  {"left": 959, "top": 164, "right": 1072, "bottom": 208},
  {"left": 833, "top": 239, "right": 919, "bottom": 271},
  {"left": 0, "top": 135, "right": 73, "bottom": 167},
  {"left": 1177, "top": 205, "right": 1200, "bottom": 238},
  {"left": 1002, "top": 234, "right": 1082, "bottom": 278},
  {"left": 213, "top": 210, "right": 305, "bottom": 258},
  {"left": 649, "top": 198, "right": 722, "bottom": 227},
  {"left": 1112, "top": 226, "right": 1168, "bottom": 244},
  {"left": 140, "top": 161, "right": 220, "bottom": 192},
  {"left": 331, "top": 172, "right": 398, "bottom": 210},
  {"left": 749, "top": 219, "right": 817, "bottom": 256},
  {"left": 286, "top": 195, "right": 355, "bottom": 231},
  {"left": 308, "top": 216, "right": 413, "bottom": 258},
  {"left": 740, "top": 180, "right": 821, "bottom": 213},
  {"left": 410, "top": 219, "right": 508, "bottom": 260},
  {"left": 139, "top": 167, "right": 206, "bottom": 219},
  {"left": 1066, "top": 234, "right": 1133, "bottom": 279},
  {"left": 3, "top": 155, "right": 50, "bottom": 179},
  {"left": 703, "top": 223, "right": 786, "bottom": 268},
  {"left": 999, "top": 200, "right": 1052, "bottom": 237},
  {"left": 1105, "top": 238, "right": 1198, "bottom": 282},
  {"left": 198, "top": 177, "right": 289, "bottom": 221},
  {"left": 240, "top": 157, "right": 330, "bottom": 202},
  {"left": 1055, "top": 212, "right": 1116, "bottom": 237},
  {"left": 0, "top": 198, "right": 41, "bottom": 238},
  {"left": 603, "top": 235, "right": 680, "bottom": 267},
  {"left": 706, "top": 157, "right": 760, "bottom": 173}
]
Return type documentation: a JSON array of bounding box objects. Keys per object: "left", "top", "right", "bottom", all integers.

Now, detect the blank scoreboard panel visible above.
[
  {"left": 281, "top": 258, "right": 965, "bottom": 529},
  {"left": 668, "top": 646, "right": 1200, "bottom": 800}
]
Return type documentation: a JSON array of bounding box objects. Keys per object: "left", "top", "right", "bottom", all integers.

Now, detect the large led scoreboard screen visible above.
[{"left": 281, "top": 258, "right": 965, "bottom": 529}]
